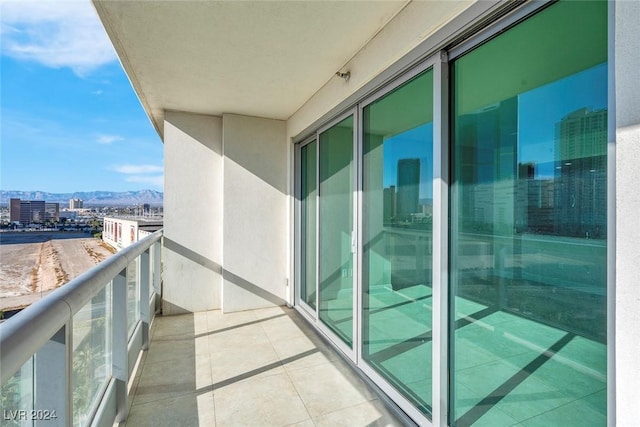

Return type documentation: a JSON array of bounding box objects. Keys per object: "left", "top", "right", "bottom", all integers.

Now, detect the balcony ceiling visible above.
[{"left": 93, "top": 1, "right": 409, "bottom": 138}]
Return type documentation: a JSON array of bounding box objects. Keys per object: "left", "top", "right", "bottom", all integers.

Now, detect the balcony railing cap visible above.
[{"left": 0, "top": 229, "right": 163, "bottom": 385}]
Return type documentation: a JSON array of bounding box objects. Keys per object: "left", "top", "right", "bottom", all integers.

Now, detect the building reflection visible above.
[
  {"left": 454, "top": 100, "right": 607, "bottom": 342},
  {"left": 517, "top": 108, "right": 607, "bottom": 238}
]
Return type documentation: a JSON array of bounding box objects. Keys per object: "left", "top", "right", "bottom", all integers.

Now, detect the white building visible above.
[
  {"left": 69, "top": 198, "right": 84, "bottom": 210},
  {"left": 102, "top": 216, "right": 163, "bottom": 251}
]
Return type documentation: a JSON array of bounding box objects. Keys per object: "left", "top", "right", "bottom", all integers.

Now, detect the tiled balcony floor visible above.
[{"left": 125, "top": 306, "right": 404, "bottom": 427}]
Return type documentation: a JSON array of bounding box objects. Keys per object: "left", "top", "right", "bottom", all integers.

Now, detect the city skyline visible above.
[{"left": 0, "top": 1, "right": 164, "bottom": 193}]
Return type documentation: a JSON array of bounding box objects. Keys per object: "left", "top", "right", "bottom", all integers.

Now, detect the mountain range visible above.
[{"left": 0, "top": 190, "right": 163, "bottom": 206}]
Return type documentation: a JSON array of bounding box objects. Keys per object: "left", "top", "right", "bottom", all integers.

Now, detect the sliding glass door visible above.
[
  {"left": 298, "top": 114, "right": 356, "bottom": 350},
  {"left": 296, "top": 1, "right": 608, "bottom": 425},
  {"left": 361, "top": 69, "right": 434, "bottom": 415},
  {"left": 318, "top": 115, "right": 355, "bottom": 348},
  {"left": 450, "top": 1, "right": 607, "bottom": 425}
]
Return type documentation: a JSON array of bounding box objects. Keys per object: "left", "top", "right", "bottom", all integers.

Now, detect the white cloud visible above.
[
  {"left": 125, "top": 175, "right": 164, "bottom": 188},
  {"left": 112, "top": 163, "right": 164, "bottom": 189},
  {"left": 97, "top": 134, "right": 124, "bottom": 145},
  {"left": 92, "top": 89, "right": 103, "bottom": 95},
  {"left": 0, "top": 0, "right": 117, "bottom": 76},
  {"left": 113, "top": 164, "right": 163, "bottom": 174}
]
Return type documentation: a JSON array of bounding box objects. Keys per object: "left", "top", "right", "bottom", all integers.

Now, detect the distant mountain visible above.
[{"left": 0, "top": 190, "right": 163, "bottom": 206}]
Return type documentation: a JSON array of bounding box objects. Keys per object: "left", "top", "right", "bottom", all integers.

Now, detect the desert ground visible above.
[{"left": 0, "top": 232, "right": 116, "bottom": 311}]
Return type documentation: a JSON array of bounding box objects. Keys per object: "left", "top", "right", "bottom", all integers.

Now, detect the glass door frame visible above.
[
  {"left": 295, "top": 53, "right": 447, "bottom": 426},
  {"left": 295, "top": 108, "right": 359, "bottom": 361},
  {"left": 355, "top": 52, "right": 446, "bottom": 427},
  {"left": 294, "top": 53, "right": 448, "bottom": 425},
  {"left": 295, "top": 135, "right": 319, "bottom": 320}
]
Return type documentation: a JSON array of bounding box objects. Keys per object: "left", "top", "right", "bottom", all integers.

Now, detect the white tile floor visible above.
[{"left": 125, "top": 307, "right": 405, "bottom": 427}]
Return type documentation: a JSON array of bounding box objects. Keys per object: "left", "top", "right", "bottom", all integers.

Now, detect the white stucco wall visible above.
[
  {"left": 163, "top": 111, "right": 223, "bottom": 314},
  {"left": 222, "top": 114, "right": 288, "bottom": 312},
  {"left": 102, "top": 217, "right": 138, "bottom": 251},
  {"left": 614, "top": 0, "right": 640, "bottom": 423}
]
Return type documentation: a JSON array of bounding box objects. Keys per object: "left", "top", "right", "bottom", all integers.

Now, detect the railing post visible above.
[
  {"left": 34, "top": 325, "right": 71, "bottom": 427},
  {"left": 152, "top": 241, "right": 162, "bottom": 310},
  {"left": 140, "top": 250, "right": 150, "bottom": 350},
  {"left": 111, "top": 272, "right": 128, "bottom": 423}
]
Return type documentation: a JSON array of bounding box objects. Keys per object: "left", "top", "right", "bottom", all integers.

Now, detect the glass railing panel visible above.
[
  {"left": 126, "top": 259, "right": 140, "bottom": 338},
  {"left": 0, "top": 230, "right": 162, "bottom": 427},
  {"left": 0, "top": 357, "right": 34, "bottom": 426},
  {"left": 72, "top": 283, "right": 112, "bottom": 427}
]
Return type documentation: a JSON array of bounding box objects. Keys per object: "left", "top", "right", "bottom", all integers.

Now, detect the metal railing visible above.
[{"left": 0, "top": 229, "right": 163, "bottom": 427}]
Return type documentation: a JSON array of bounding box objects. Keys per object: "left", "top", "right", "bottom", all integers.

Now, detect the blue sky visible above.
[
  {"left": 0, "top": 0, "right": 163, "bottom": 193},
  {"left": 380, "top": 62, "right": 607, "bottom": 194}
]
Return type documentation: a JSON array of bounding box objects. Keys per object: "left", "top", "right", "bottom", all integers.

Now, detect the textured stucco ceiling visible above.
[{"left": 93, "top": 1, "right": 409, "bottom": 138}]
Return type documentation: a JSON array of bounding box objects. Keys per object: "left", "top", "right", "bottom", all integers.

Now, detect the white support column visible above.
[
  {"left": 221, "top": 113, "right": 288, "bottom": 312},
  {"left": 163, "top": 112, "right": 223, "bottom": 314},
  {"left": 614, "top": 0, "right": 640, "bottom": 424}
]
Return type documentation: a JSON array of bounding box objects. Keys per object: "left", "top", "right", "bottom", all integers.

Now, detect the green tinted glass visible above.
[
  {"left": 362, "top": 69, "right": 434, "bottom": 414},
  {"left": 450, "top": 1, "right": 607, "bottom": 425},
  {"left": 319, "top": 116, "right": 354, "bottom": 347}
]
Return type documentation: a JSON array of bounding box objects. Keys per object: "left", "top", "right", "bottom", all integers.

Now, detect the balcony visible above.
[
  {"left": 126, "top": 308, "right": 403, "bottom": 426},
  {"left": 0, "top": 231, "right": 405, "bottom": 427}
]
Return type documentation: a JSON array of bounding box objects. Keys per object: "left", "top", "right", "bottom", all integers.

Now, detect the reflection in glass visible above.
[
  {"left": 300, "top": 142, "right": 317, "bottom": 310},
  {"left": 450, "top": 1, "right": 607, "bottom": 425},
  {"left": 318, "top": 116, "right": 354, "bottom": 347},
  {"left": 362, "top": 69, "right": 433, "bottom": 413},
  {"left": 0, "top": 357, "right": 34, "bottom": 425},
  {"left": 73, "top": 284, "right": 112, "bottom": 426}
]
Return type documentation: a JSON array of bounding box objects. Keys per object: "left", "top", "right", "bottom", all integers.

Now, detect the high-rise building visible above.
[
  {"left": 45, "top": 203, "right": 60, "bottom": 222},
  {"left": 555, "top": 108, "right": 608, "bottom": 160},
  {"left": 9, "top": 199, "right": 60, "bottom": 224},
  {"left": 396, "top": 158, "right": 420, "bottom": 221},
  {"left": 23, "top": 200, "right": 44, "bottom": 223},
  {"left": 382, "top": 185, "right": 396, "bottom": 223},
  {"left": 554, "top": 108, "right": 608, "bottom": 238},
  {"left": 69, "top": 198, "right": 83, "bottom": 209},
  {"left": 9, "top": 198, "right": 21, "bottom": 222}
]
